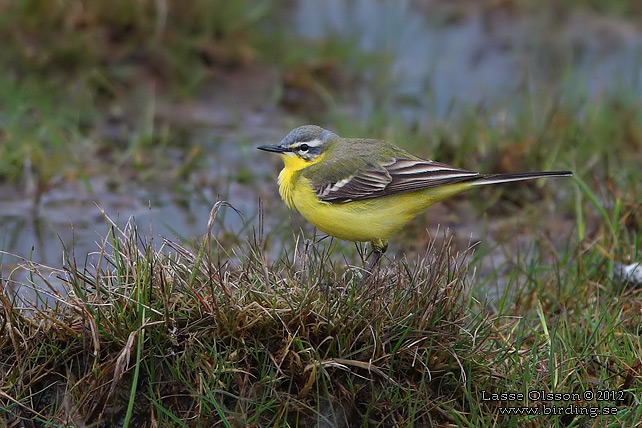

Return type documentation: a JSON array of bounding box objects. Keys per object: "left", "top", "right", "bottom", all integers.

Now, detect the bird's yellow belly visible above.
[{"left": 281, "top": 175, "right": 469, "bottom": 243}]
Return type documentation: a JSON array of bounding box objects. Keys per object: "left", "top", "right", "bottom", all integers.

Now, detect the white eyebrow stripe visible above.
[{"left": 304, "top": 139, "right": 324, "bottom": 148}]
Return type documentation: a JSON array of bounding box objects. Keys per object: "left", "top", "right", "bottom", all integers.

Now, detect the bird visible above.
[{"left": 258, "top": 125, "right": 572, "bottom": 274}]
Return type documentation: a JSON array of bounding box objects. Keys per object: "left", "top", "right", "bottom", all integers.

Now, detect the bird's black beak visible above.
[{"left": 257, "top": 144, "right": 288, "bottom": 153}]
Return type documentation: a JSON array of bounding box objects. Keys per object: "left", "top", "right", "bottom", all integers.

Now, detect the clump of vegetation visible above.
[
  {"left": 0, "top": 204, "right": 487, "bottom": 426},
  {"left": 1, "top": 198, "right": 640, "bottom": 426}
]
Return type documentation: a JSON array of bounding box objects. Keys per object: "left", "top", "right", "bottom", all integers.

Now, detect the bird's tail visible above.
[{"left": 470, "top": 170, "right": 573, "bottom": 186}]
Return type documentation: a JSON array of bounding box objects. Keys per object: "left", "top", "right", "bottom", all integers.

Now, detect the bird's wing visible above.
[{"left": 311, "top": 157, "right": 481, "bottom": 203}]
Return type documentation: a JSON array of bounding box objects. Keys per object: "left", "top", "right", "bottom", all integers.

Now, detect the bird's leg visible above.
[
  {"left": 365, "top": 244, "right": 386, "bottom": 273},
  {"left": 358, "top": 240, "right": 388, "bottom": 286}
]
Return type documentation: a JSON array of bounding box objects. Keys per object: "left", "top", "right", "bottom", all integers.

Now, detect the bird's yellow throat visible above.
[{"left": 277, "top": 152, "right": 324, "bottom": 210}]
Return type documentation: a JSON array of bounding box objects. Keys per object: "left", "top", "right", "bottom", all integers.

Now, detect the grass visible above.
[
  {"left": 1, "top": 190, "right": 640, "bottom": 426},
  {"left": 0, "top": 0, "right": 275, "bottom": 82},
  {"left": 0, "top": 0, "right": 278, "bottom": 185},
  {"left": 0, "top": 205, "right": 482, "bottom": 426}
]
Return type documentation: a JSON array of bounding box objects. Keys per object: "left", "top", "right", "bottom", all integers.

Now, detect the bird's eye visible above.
[{"left": 299, "top": 143, "right": 310, "bottom": 153}]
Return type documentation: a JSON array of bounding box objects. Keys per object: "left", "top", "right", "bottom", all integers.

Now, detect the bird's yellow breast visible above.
[{"left": 277, "top": 156, "right": 471, "bottom": 244}]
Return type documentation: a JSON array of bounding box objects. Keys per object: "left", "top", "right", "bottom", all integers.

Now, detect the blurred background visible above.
[{"left": 0, "top": 0, "right": 640, "bottom": 275}]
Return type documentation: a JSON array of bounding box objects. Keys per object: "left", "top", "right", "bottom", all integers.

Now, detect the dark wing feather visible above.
[{"left": 315, "top": 157, "right": 480, "bottom": 203}]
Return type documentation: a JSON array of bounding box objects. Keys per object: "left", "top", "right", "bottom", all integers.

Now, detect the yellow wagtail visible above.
[{"left": 258, "top": 125, "right": 572, "bottom": 270}]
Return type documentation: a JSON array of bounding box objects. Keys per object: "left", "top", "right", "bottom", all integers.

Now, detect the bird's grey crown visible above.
[{"left": 280, "top": 125, "right": 336, "bottom": 147}]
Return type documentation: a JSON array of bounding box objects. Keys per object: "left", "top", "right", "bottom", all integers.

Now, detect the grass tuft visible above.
[
  {"left": 0, "top": 205, "right": 489, "bottom": 426},
  {"left": 1, "top": 200, "right": 640, "bottom": 426}
]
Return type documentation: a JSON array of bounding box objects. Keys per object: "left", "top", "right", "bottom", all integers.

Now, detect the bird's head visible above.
[{"left": 258, "top": 125, "right": 337, "bottom": 171}]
